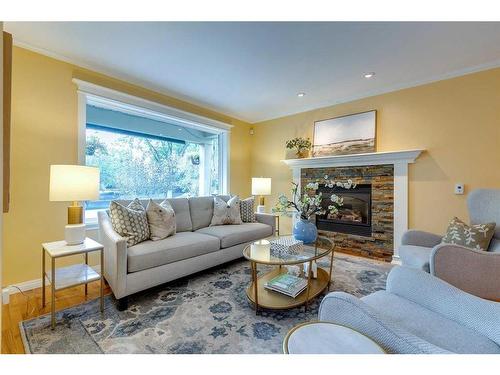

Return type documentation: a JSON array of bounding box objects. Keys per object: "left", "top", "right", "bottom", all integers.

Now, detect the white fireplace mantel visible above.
[{"left": 281, "top": 149, "right": 424, "bottom": 263}]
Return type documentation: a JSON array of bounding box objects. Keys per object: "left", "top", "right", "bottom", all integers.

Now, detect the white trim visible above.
[
  {"left": 14, "top": 38, "right": 500, "bottom": 124},
  {"left": 253, "top": 59, "right": 500, "bottom": 123},
  {"left": 12, "top": 39, "right": 246, "bottom": 123},
  {"left": 2, "top": 278, "right": 43, "bottom": 305},
  {"left": 281, "top": 150, "right": 423, "bottom": 169},
  {"left": 73, "top": 79, "right": 233, "bottom": 133},
  {"left": 283, "top": 150, "right": 424, "bottom": 260}
]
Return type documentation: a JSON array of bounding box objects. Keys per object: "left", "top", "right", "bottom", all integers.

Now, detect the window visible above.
[{"left": 75, "top": 82, "right": 231, "bottom": 226}]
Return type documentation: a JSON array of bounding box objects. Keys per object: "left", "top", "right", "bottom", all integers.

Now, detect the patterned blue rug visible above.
[{"left": 20, "top": 252, "right": 392, "bottom": 354}]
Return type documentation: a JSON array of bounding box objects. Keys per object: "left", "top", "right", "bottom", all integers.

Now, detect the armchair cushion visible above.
[
  {"left": 362, "top": 290, "right": 500, "bottom": 353},
  {"left": 398, "top": 245, "right": 432, "bottom": 272},
  {"left": 386, "top": 266, "right": 500, "bottom": 346}
]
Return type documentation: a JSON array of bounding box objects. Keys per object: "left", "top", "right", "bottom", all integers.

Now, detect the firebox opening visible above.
[{"left": 315, "top": 183, "right": 372, "bottom": 237}]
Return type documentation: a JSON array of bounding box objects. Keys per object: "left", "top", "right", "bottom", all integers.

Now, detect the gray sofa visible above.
[
  {"left": 98, "top": 196, "right": 275, "bottom": 310},
  {"left": 399, "top": 189, "right": 500, "bottom": 301},
  {"left": 318, "top": 266, "right": 500, "bottom": 354}
]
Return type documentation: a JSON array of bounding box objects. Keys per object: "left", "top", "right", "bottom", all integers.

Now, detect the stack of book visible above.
[{"left": 264, "top": 273, "right": 308, "bottom": 298}]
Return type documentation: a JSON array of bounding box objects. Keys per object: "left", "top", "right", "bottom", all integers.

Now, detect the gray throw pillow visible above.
[
  {"left": 146, "top": 199, "right": 176, "bottom": 241},
  {"left": 210, "top": 196, "right": 243, "bottom": 226},
  {"left": 109, "top": 199, "right": 150, "bottom": 247},
  {"left": 442, "top": 216, "right": 495, "bottom": 251},
  {"left": 240, "top": 197, "right": 256, "bottom": 223}
]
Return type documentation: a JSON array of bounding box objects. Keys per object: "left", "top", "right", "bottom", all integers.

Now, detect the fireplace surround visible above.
[{"left": 282, "top": 150, "right": 424, "bottom": 262}]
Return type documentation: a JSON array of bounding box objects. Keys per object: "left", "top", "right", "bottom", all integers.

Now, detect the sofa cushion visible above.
[
  {"left": 165, "top": 198, "right": 192, "bottom": 232},
  {"left": 146, "top": 199, "right": 176, "bottom": 241},
  {"left": 127, "top": 232, "right": 220, "bottom": 273},
  {"left": 109, "top": 199, "right": 150, "bottom": 247},
  {"left": 189, "top": 195, "right": 230, "bottom": 230},
  {"left": 210, "top": 196, "right": 243, "bottom": 226},
  {"left": 196, "top": 222, "right": 273, "bottom": 248},
  {"left": 399, "top": 245, "right": 432, "bottom": 272},
  {"left": 361, "top": 291, "right": 500, "bottom": 354}
]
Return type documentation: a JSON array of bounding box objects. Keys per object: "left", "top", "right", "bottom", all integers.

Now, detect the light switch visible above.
[{"left": 455, "top": 183, "right": 464, "bottom": 195}]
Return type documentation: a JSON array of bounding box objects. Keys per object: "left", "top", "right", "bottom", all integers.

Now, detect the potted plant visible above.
[
  {"left": 285, "top": 137, "right": 312, "bottom": 158},
  {"left": 273, "top": 179, "right": 356, "bottom": 243}
]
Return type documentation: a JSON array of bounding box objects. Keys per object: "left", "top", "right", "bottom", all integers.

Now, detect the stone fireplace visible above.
[
  {"left": 282, "top": 150, "right": 423, "bottom": 263},
  {"left": 303, "top": 165, "right": 393, "bottom": 260}
]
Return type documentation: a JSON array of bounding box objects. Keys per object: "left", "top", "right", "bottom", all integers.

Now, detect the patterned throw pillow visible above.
[
  {"left": 210, "top": 196, "right": 243, "bottom": 226},
  {"left": 109, "top": 199, "right": 150, "bottom": 247},
  {"left": 240, "top": 197, "right": 256, "bottom": 223},
  {"left": 442, "top": 216, "right": 496, "bottom": 251},
  {"left": 146, "top": 199, "right": 176, "bottom": 241}
]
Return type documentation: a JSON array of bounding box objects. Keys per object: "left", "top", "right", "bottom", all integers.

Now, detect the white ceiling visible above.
[{"left": 5, "top": 22, "right": 500, "bottom": 123}]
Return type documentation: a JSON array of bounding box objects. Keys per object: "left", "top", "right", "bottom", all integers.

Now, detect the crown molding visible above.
[{"left": 13, "top": 38, "right": 500, "bottom": 125}]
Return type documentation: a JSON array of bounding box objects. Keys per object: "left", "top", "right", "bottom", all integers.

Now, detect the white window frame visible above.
[{"left": 74, "top": 79, "right": 232, "bottom": 227}]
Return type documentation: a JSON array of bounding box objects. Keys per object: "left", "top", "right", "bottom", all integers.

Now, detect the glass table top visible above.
[{"left": 243, "top": 235, "right": 334, "bottom": 265}]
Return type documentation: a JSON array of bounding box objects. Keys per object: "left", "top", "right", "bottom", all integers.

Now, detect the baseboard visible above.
[{"left": 2, "top": 278, "right": 42, "bottom": 305}]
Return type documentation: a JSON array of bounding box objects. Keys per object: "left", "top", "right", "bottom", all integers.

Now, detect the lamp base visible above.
[
  {"left": 256, "top": 205, "right": 266, "bottom": 214},
  {"left": 65, "top": 224, "right": 86, "bottom": 245}
]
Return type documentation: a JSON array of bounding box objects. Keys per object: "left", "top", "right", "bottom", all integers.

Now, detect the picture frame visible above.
[{"left": 312, "top": 110, "right": 377, "bottom": 157}]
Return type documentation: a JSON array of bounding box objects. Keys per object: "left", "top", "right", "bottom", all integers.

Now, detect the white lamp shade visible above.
[
  {"left": 252, "top": 177, "right": 272, "bottom": 196},
  {"left": 49, "top": 165, "right": 100, "bottom": 202}
]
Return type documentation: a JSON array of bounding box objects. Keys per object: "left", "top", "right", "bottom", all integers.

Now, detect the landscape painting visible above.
[{"left": 312, "top": 110, "right": 376, "bottom": 156}]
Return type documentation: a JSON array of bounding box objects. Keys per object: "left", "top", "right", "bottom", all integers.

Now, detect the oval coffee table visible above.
[
  {"left": 283, "top": 322, "right": 385, "bottom": 354},
  {"left": 242, "top": 236, "right": 334, "bottom": 313}
]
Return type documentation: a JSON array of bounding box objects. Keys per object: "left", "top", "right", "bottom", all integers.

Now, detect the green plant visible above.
[{"left": 285, "top": 137, "right": 312, "bottom": 153}]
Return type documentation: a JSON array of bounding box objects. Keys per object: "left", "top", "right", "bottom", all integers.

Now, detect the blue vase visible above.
[{"left": 293, "top": 218, "right": 318, "bottom": 244}]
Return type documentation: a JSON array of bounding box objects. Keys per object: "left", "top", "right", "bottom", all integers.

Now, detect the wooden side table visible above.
[{"left": 42, "top": 237, "right": 104, "bottom": 329}]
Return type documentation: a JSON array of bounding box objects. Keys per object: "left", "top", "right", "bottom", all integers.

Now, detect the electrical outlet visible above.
[{"left": 454, "top": 183, "right": 465, "bottom": 195}]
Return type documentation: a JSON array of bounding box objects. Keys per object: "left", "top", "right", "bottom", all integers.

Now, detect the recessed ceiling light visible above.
[
  {"left": 364, "top": 72, "right": 375, "bottom": 79},
  {"left": 297, "top": 92, "right": 306, "bottom": 97}
]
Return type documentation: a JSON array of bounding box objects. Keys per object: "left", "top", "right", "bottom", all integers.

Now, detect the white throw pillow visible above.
[
  {"left": 210, "top": 196, "right": 243, "bottom": 226},
  {"left": 146, "top": 199, "right": 176, "bottom": 241},
  {"left": 109, "top": 199, "right": 150, "bottom": 247}
]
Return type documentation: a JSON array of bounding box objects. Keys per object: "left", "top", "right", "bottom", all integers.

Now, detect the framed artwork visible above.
[{"left": 312, "top": 110, "right": 376, "bottom": 157}]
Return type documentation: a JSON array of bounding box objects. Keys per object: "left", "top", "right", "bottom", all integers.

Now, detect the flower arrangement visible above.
[
  {"left": 285, "top": 137, "right": 312, "bottom": 158},
  {"left": 273, "top": 177, "right": 356, "bottom": 220}
]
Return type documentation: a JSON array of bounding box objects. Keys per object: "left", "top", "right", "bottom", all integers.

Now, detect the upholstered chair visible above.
[
  {"left": 398, "top": 189, "right": 500, "bottom": 301},
  {"left": 318, "top": 266, "right": 500, "bottom": 354}
]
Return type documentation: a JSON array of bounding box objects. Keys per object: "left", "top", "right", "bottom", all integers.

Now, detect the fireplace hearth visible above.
[{"left": 316, "top": 184, "right": 372, "bottom": 237}]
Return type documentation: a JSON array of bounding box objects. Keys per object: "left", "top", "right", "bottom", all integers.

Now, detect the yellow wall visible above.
[
  {"left": 4, "top": 46, "right": 500, "bottom": 286},
  {"left": 2, "top": 47, "right": 252, "bottom": 286},
  {"left": 251, "top": 68, "right": 500, "bottom": 235}
]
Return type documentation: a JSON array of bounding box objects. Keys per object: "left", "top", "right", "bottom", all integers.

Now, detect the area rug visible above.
[{"left": 20, "top": 253, "right": 392, "bottom": 354}]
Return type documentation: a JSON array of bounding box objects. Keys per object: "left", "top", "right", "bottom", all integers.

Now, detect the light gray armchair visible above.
[
  {"left": 399, "top": 189, "right": 500, "bottom": 301},
  {"left": 318, "top": 266, "right": 500, "bottom": 354}
]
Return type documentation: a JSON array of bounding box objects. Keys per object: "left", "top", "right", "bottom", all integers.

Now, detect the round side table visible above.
[{"left": 283, "top": 321, "right": 385, "bottom": 354}]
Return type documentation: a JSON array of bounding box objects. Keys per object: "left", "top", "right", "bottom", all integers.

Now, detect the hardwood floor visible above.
[{"left": 1, "top": 282, "right": 111, "bottom": 354}]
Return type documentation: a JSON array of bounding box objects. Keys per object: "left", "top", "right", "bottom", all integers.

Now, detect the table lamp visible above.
[
  {"left": 252, "top": 177, "right": 271, "bottom": 213},
  {"left": 49, "top": 165, "right": 100, "bottom": 245}
]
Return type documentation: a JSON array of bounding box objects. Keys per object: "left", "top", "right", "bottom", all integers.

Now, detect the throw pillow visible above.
[
  {"left": 210, "top": 195, "right": 243, "bottom": 226},
  {"left": 240, "top": 197, "right": 256, "bottom": 223},
  {"left": 146, "top": 199, "right": 176, "bottom": 241},
  {"left": 442, "top": 216, "right": 496, "bottom": 251},
  {"left": 109, "top": 199, "right": 150, "bottom": 247}
]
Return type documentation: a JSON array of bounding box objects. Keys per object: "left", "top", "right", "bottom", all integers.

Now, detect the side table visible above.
[
  {"left": 283, "top": 321, "right": 385, "bottom": 354},
  {"left": 42, "top": 237, "right": 104, "bottom": 329}
]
